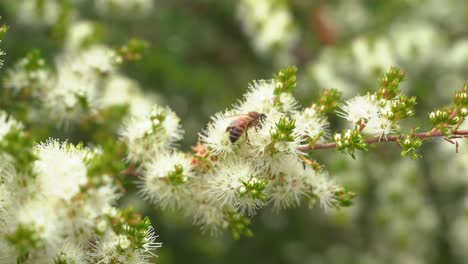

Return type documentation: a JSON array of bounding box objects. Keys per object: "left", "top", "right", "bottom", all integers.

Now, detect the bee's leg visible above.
[{"left": 245, "top": 130, "right": 252, "bottom": 146}]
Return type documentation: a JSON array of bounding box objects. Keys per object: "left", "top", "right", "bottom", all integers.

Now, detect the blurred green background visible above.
[{"left": 1, "top": 0, "right": 467, "bottom": 263}]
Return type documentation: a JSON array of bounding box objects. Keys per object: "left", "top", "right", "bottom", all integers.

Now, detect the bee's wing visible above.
[{"left": 226, "top": 115, "right": 250, "bottom": 130}]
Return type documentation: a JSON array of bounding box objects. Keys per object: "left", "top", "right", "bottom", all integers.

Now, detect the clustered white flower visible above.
[
  {"left": 2, "top": 0, "right": 153, "bottom": 29},
  {"left": 124, "top": 76, "right": 348, "bottom": 233},
  {"left": 237, "top": 0, "right": 299, "bottom": 64},
  {"left": 338, "top": 93, "right": 395, "bottom": 137},
  {"left": 120, "top": 105, "right": 184, "bottom": 163},
  {"left": 0, "top": 113, "right": 160, "bottom": 263},
  {"left": 307, "top": 19, "right": 467, "bottom": 98},
  {"left": 2, "top": 18, "right": 158, "bottom": 126}
]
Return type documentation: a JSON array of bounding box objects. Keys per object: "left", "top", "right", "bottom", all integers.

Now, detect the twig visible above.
[{"left": 298, "top": 129, "right": 468, "bottom": 152}]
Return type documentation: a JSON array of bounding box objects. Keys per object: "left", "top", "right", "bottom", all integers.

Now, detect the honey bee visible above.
[{"left": 226, "top": 111, "right": 266, "bottom": 143}]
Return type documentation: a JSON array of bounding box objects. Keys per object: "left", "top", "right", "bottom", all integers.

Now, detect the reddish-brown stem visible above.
[{"left": 298, "top": 130, "right": 468, "bottom": 152}]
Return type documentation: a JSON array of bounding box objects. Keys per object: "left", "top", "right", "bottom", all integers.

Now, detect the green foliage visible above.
[
  {"left": 167, "top": 164, "right": 187, "bottom": 186},
  {"left": 386, "top": 95, "right": 417, "bottom": 121},
  {"left": 22, "top": 49, "right": 46, "bottom": 71},
  {"left": 270, "top": 117, "right": 296, "bottom": 143},
  {"left": 0, "top": 130, "right": 36, "bottom": 175},
  {"left": 398, "top": 132, "right": 423, "bottom": 160},
  {"left": 331, "top": 187, "right": 356, "bottom": 208},
  {"left": 0, "top": 17, "right": 8, "bottom": 39},
  {"left": 6, "top": 224, "right": 42, "bottom": 260},
  {"left": 274, "top": 66, "right": 297, "bottom": 95},
  {"left": 107, "top": 207, "right": 155, "bottom": 250},
  {"left": 118, "top": 38, "right": 149, "bottom": 62},
  {"left": 429, "top": 107, "right": 458, "bottom": 134},
  {"left": 314, "top": 88, "right": 342, "bottom": 115},
  {"left": 377, "top": 67, "right": 405, "bottom": 100},
  {"left": 226, "top": 211, "right": 253, "bottom": 240},
  {"left": 333, "top": 128, "right": 368, "bottom": 159},
  {"left": 239, "top": 177, "right": 268, "bottom": 201}
]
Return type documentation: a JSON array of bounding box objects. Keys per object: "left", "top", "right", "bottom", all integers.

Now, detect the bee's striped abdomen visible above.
[{"left": 228, "top": 126, "right": 243, "bottom": 143}]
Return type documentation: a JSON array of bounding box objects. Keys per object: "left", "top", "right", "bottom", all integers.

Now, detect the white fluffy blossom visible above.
[
  {"left": 71, "top": 45, "right": 120, "bottom": 75},
  {"left": 90, "top": 228, "right": 159, "bottom": 264},
  {"left": 54, "top": 241, "right": 88, "bottom": 264},
  {"left": 338, "top": 94, "right": 395, "bottom": 136},
  {"left": 16, "top": 199, "right": 62, "bottom": 249},
  {"left": 207, "top": 160, "right": 265, "bottom": 214},
  {"left": 0, "top": 111, "right": 23, "bottom": 141},
  {"left": 140, "top": 152, "right": 193, "bottom": 209},
  {"left": 65, "top": 20, "right": 98, "bottom": 52},
  {"left": 46, "top": 45, "right": 120, "bottom": 123},
  {"left": 294, "top": 107, "right": 329, "bottom": 140},
  {"left": 390, "top": 22, "right": 443, "bottom": 67},
  {"left": 306, "top": 172, "right": 338, "bottom": 211},
  {"left": 3, "top": 56, "right": 50, "bottom": 95},
  {"left": 249, "top": 111, "right": 305, "bottom": 159},
  {"left": 266, "top": 155, "right": 310, "bottom": 209},
  {"left": 16, "top": 0, "right": 61, "bottom": 28},
  {"left": 34, "top": 140, "right": 92, "bottom": 201},
  {"left": 200, "top": 112, "right": 237, "bottom": 156},
  {"left": 101, "top": 75, "right": 161, "bottom": 116},
  {"left": 351, "top": 37, "right": 396, "bottom": 78},
  {"left": 237, "top": 0, "right": 299, "bottom": 63},
  {"left": 235, "top": 79, "right": 299, "bottom": 114},
  {"left": 120, "top": 105, "right": 184, "bottom": 162}
]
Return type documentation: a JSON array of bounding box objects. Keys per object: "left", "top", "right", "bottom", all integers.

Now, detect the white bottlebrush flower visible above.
[
  {"left": 294, "top": 106, "right": 329, "bottom": 140},
  {"left": 0, "top": 111, "right": 23, "bottom": 141},
  {"left": 65, "top": 20, "right": 99, "bottom": 52},
  {"left": 16, "top": 0, "right": 61, "bottom": 28},
  {"left": 266, "top": 154, "right": 309, "bottom": 209},
  {"left": 200, "top": 112, "right": 237, "bottom": 156},
  {"left": 139, "top": 152, "right": 193, "bottom": 209},
  {"left": 248, "top": 112, "right": 305, "bottom": 160},
  {"left": 207, "top": 160, "right": 265, "bottom": 214},
  {"left": 390, "top": 22, "right": 443, "bottom": 67},
  {"left": 71, "top": 45, "right": 120, "bottom": 76},
  {"left": 184, "top": 180, "right": 227, "bottom": 234},
  {"left": 90, "top": 228, "right": 159, "bottom": 264},
  {"left": 0, "top": 155, "right": 16, "bottom": 231},
  {"left": 351, "top": 37, "right": 396, "bottom": 77},
  {"left": 338, "top": 94, "right": 394, "bottom": 136},
  {"left": 3, "top": 55, "right": 49, "bottom": 95},
  {"left": 89, "top": 234, "right": 125, "bottom": 264},
  {"left": 306, "top": 172, "right": 337, "bottom": 211},
  {"left": 101, "top": 75, "right": 161, "bottom": 116},
  {"left": 81, "top": 182, "right": 121, "bottom": 219},
  {"left": 444, "top": 39, "right": 468, "bottom": 69},
  {"left": 307, "top": 53, "right": 354, "bottom": 97},
  {"left": 16, "top": 198, "right": 62, "bottom": 250},
  {"left": 235, "top": 79, "right": 299, "bottom": 114},
  {"left": 34, "top": 139, "right": 91, "bottom": 201},
  {"left": 237, "top": 0, "right": 298, "bottom": 63},
  {"left": 120, "top": 105, "right": 184, "bottom": 162},
  {"left": 54, "top": 241, "right": 88, "bottom": 264},
  {"left": 95, "top": 0, "right": 154, "bottom": 17},
  {"left": 46, "top": 46, "right": 118, "bottom": 124}
]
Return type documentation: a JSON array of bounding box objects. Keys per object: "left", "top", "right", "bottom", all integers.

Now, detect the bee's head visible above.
[{"left": 248, "top": 112, "right": 267, "bottom": 123}]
